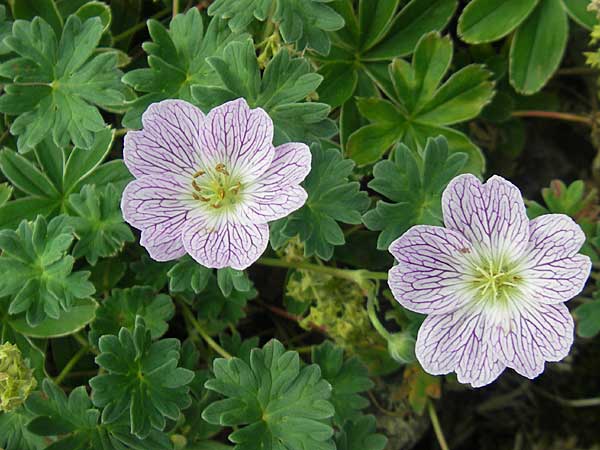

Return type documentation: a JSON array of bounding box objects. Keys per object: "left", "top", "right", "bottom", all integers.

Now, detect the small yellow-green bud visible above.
[
  {"left": 0, "top": 342, "right": 37, "bottom": 412},
  {"left": 387, "top": 333, "right": 416, "bottom": 364},
  {"left": 170, "top": 434, "right": 187, "bottom": 449}
]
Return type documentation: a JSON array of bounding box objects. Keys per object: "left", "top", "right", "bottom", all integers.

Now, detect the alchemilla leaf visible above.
[
  {"left": 0, "top": 215, "right": 95, "bottom": 327},
  {"left": 90, "top": 316, "right": 194, "bottom": 439},
  {"left": 0, "top": 15, "right": 126, "bottom": 151},
  {"left": 203, "top": 339, "right": 336, "bottom": 450}
]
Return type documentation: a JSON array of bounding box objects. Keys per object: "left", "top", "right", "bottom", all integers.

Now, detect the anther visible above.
[
  {"left": 193, "top": 170, "right": 205, "bottom": 178},
  {"left": 192, "top": 180, "right": 202, "bottom": 192},
  {"left": 215, "top": 163, "right": 229, "bottom": 176}
]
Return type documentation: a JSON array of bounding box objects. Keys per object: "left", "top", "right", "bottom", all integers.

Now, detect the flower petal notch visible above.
[
  {"left": 121, "top": 98, "right": 311, "bottom": 270},
  {"left": 388, "top": 174, "right": 592, "bottom": 387}
]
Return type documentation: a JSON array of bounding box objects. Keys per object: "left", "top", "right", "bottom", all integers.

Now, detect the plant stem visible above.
[
  {"left": 179, "top": 301, "right": 232, "bottom": 359},
  {"left": 173, "top": 0, "right": 179, "bottom": 17},
  {"left": 428, "top": 400, "right": 450, "bottom": 450},
  {"left": 257, "top": 257, "right": 388, "bottom": 283},
  {"left": 72, "top": 332, "right": 98, "bottom": 355},
  {"left": 114, "top": 128, "right": 129, "bottom": 137},
  {"left": 366, "top": 288, "right": 392, "bottom": 341},
  {"left": 112, "top": 8, "right": 171, "bottom": 44},
  {"left": 512, "top": 110, "right": 592, "bottom": 127},
  {"left": 556, "top": 67, "right": 598, "bottom": 76},
  {"left": 54, "top": 345, "right": 89, "bottom": 386}
]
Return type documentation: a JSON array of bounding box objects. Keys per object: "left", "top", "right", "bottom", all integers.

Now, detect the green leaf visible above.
[
  {"left": 575, "top": 300, "right": 600, "bottom": 338},
  {"left": 25, "top": 379, "right": 172, "bottom": 450},
  {"left": 203, "top": 339, "right": 335, "bottom": 450},
  {"left": 66, "top": 184, "right": 134, "bottom": 265},
  {"left": 311, "top": 341, "right": 373, "bottom": 426},
  {"left": 0, "top": 15, "right": 126, "bottom": 151},
  {"left": 194, "top": 40, "right": 335, "bottom": 144},
  {"left": 458, "top": 0, "right": 540, "bottom": 44},
  {"left": 11, "top": 297, "right": 98, "bottom": 338},
  {"left": 316, "top": 62, "right": 358, "bottom": 108},
  {"left": 509, "top": 0, "right": 568, "bottom": 94},
  {"left": 8, "top": 0, "right": 63, "bottom": 35},
  {"left": 0, "top": 215, "right": 95, "bottom": 327},
  {"left": 216, "top": 268, "right": 252, "bottom": 297},
  {"left": 90, "top": 316, "right": 194, "bottom": 439},
  {"left": 274, "top": 143, "right": 370, "bottom": 259},
  {"left": 347, "top": 32, "right": 492, "bottom": 171},
  {"left": 562, "top": 0, "right": 597, "bottom": 30},
  {"left": 208, "top": 0, "right": 344, "bottom": 54},
  {"left": 0, "top": 407, "right": 46, "bottom": 450},
  {"left": 334, "top": 415, "right": 387, "bottom": 450},
  {"left": 74, "top": 1, "right": 111, "bottom": 33},
  {"left": 168, "top": 256, "right": 213, "bottom": 294},
  {"left": 363, "top": 136, "right": 467, "bottom": 249},
  {"left": 89, "top": 286, "right": 174, "bottom": 347},
  {"left": 122, "top": 9, "right": 244, "bottom": 128}
]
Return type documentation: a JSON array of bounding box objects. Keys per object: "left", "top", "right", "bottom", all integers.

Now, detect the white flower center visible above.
[
  {"left": 190, "top": 163, "right": 243, "bottom": 210},
  {"left": 465, "top": 253, "right": 526, "bottom": 305}
]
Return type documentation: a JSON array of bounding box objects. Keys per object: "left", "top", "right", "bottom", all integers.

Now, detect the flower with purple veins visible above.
[
  {"left": 387, "top": 174, "right": 592, "bottom": 387},
  {"left": 121, "top": 98, "right": 311, "bottom": 270}
]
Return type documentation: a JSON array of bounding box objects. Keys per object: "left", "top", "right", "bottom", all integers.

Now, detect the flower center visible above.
[
  {"left": 190, "top": 163, "right": 243, "bottom": 210},
  {"left": 469, "top": 259, "right": 523, "bottom": 304}
]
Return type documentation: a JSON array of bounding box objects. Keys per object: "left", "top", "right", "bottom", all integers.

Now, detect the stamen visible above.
[
  {"left": 192, "top": 180, "right": 202, "bottom": 192},
  {"left": 193, "top": 170, "right": 205, "bottom": 178},
  {"left": 215, "top": 163, "right": 229, "bottom": 176}
]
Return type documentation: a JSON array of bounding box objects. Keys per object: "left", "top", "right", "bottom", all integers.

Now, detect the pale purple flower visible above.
[
  {"left": 388, "top": 174, "right": 591, "bottom": 387},
  {"left": 121, "top": 98, "right": 311, "bottom": 270}
]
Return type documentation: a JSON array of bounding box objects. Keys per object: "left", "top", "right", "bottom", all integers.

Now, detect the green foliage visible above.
[
  {"left": 67, "top": 184, "right": 134, "bottom": 265},
  {"left": 192, "top": 39, "right": 336, "bottom": 144},
  {"left": 334, "top": 415, "right": 387, "bottom": 450},
  {"left": 457, "top": 0, "right": 595, "bottom": 94},
  {"left": 271, "top": 143, "right": 369, "bottom": 259},
  {"left": 203, "top": 339, "right": 335, "bottom": 450},
  {"left": 0, "top": 128, "right": 131, "bottom": 230},
  {"left": 25, "top": 379, "right": 172, "bottom": 450},
  {"left": 122, "top": 9, "right": 243, "bottom": 128},
  {"left": 315, "top": 0, "right": 457, "bottom": 108},
  {"left": 347, "top": 32, "right": 493, "bottom": 171},
  {"left": 0, "top": 15, "right": 126, "bottom": 151},
  {"left": 363, "top": 136, "right": 467, "bottom": 249},
  {"left": 574, "top": 299, "right": 600, "bottom": 338},
  {"left": 311, "top": 341, "right": 373, "bottom": 426},
  {"left": 0, "top": 215, "right": 95, "bottom": 327},
  {"left": 0, "top": 407, "right": 46, "bottom": 450},
  {"left": 90, "top": 316, "right": 194, "bottom": 439},
  {"left": 89, "top": 286, "right": 174, "bottom": 347},
  {"left": 208, "top": 0, "right": 344, "bottom": 54}
]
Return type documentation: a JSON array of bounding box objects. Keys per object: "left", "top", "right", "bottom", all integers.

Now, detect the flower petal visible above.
[
  {"left": 415, "top": 303, "right": 506, "bottom": 388},
  {"left": 121, "top": 176, "right": 191, "bottom": 261},
  {"left": 521, "top": 214, "right": 591, "bottom": 304},
  {"left": 181, "top": 216, "right": 268, "bottom": 270},
  {"left": 500, "top": 301, "right": 574, "bottom": 379},
  {"left": 442, "top": 174, "right": 529, "bottom": 259},
  {"left": 199, "top": 98, "right": 274, "bottom": 181},
  {"left": 388, "top": 225, "right": 474, "bottom": 314},
  {"left": 124, "top": 100, "right": 204, "bottom": 178},
  {"left": 258, "top": 142, "right": 312, "bottom": 187}
]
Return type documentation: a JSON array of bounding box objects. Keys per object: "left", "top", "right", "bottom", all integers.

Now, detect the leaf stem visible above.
[
  {"left": 179, "top": 301, "right": 232, "bottom": 359},
  {"left": 511, "top": 110, "right": 592, "bottom": 127},
  {"left": 366, "top": 286, "right": 392, "bottom": 341},
  {"left": 54, "top": 345, "right": 89, "bottom": 386},
  {"left": 257, "top": 257, "right": 388, "bottom": 284},
  {"left": 428, "top": 400, "right": 450, "bottom": 450},
  {"left": 173, "top": 0, "right": 179, "bottom": 17},
  {"left": 112, "top": 7, "right": 171, "bottom": 44}
]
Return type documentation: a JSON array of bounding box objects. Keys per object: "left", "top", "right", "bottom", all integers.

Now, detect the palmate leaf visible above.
[
  {"left": 0, "top": 15, "right": 126, "bottom": 152},
  {"left": 347, "top": 32, "right": 493, "bottom": 172},
  {"left": 203, "top": 339, "right": 335, "bottom": 450},
  {"left": 122, "top": 8, "right": 244, "bottom": 128},
  {"left": 314, "top": 0, "right": 457, "bottom": 108},
  {"left": 208, "top": 0, "right": 344, "bottom": 54},
  {"left": 90, "top": 316, "right": 194, "bottom": 439},
  {"left": 334, "top": 415, "right": 387, "bottom": 450},
  {"left": 363, "top": 136, "right": 467, "bottom": 249},
  {"left": 67, "top": 184, "right": 134, "bottom": 265},
  {"left": 311, "top": 341, "right": 373, "bottom": 426},
  {"left": 271, "top": 143, "right": 370, "bottom": 260},
  {"left": 89, "top": 286, "right": 174, "bottom": 347},
  {"left": 192, "top": 39, "right": 336, "bottom": 145},
  {"left": 0, "top": 407, "right": 46, "bottom": 450},
  {"left": 0, "top": 215, "right": 95, "bottom": 327},
  {"left": 0, "top": 126, "right": 131, "bottom": 230},
  {"left": 25, "top": 379, "right": 172, "bottom": 450}
]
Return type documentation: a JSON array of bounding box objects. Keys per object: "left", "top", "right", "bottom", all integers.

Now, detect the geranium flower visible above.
[
  {"left": 388, "top": 174, "right": 591, "bottom": 387},
  {"left": 121, "top": 98, "right": 311, "bottom": 270}
]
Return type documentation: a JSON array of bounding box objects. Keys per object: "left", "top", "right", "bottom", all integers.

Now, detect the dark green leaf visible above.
[{"left": 334, "top": 415, "right": 387, "bottom": 450}]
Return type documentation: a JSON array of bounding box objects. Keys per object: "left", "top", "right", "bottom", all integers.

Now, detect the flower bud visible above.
[
  {"left": 0, "top": 342, "right": 37, "bottom": 412},
  {"left": 386, "top": 333, "right": 416, "bottom": 364}
]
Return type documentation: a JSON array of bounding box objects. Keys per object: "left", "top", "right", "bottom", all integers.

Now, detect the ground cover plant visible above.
[{"left": 0, "top": 0, "right": 600, "bottom": 449}]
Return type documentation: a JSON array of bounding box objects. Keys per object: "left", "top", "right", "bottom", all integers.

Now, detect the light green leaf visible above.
[
  {"left": 562, "top": 0, "right": 597, "bottom": 30},
  {"left": 510, "top": 0, "right": 568, "bottom": 94},
  {"left": 458, "top": 0, "right": 540, "bottom": 44}
]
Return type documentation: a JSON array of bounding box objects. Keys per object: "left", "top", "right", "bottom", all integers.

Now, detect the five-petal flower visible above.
[
  {"left": 121, "top": 98, "right": 311, "bottom": 270},
  {"left": 388, "top": 174, "right": 592, "bottom": 387}
]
